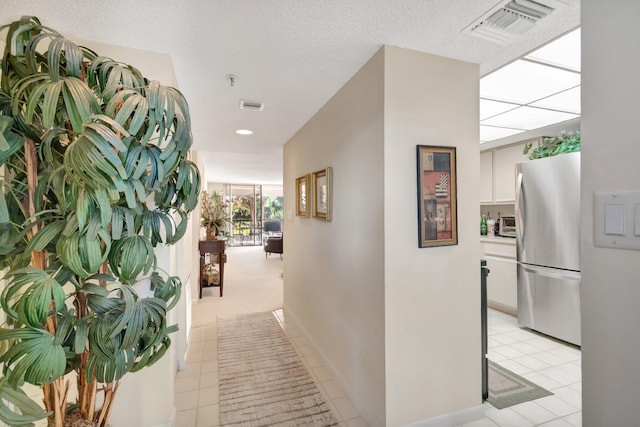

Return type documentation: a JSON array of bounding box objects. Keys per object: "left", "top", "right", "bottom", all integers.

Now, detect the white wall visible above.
[
  {"left": 581, "top": 2, "right": 640, "bottom": 425},
  {"left": 74, "top": 38, "right": 179, "bottom": 86},
  {"left": 283, "top": 49, "right": 386, "bottom": 426},
  {"left": 284, "top": 45, "right": 481, "bottom": 427},
  {"left": 383, "top": 46, "right": 481, "bottom": 426}
]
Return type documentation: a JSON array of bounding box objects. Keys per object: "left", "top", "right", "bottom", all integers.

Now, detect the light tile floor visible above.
[
  {"left": 173, "top": 247, "right": 582, "bottom": 426},
  {"left": 462, "top": 309, "right": 582, "bottom": 427}
]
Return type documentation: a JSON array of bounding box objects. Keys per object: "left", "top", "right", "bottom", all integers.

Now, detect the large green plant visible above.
[{"left": 0, "top": 17, "right": 200, "bottom": 426}]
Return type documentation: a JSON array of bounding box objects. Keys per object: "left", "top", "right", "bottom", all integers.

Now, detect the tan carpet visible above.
[
  {"left": 217, "top": 312, "right": 338, "bottom": 426},
  {"left": 193, "top": 246, "right": 284, "bottom": 326}
]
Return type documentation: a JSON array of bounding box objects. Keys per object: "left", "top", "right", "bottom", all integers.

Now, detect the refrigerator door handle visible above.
[
  {"left": 522, "top": 265, "right": 581, "bottom": 281},
  {"left": 516, "top": 172, "right": 525, "bottom": 247}
]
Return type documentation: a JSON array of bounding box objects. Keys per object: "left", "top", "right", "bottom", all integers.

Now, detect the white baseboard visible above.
[
  {"left": 282, "top": 305, "right": 384, "bottom": 427},
  {"left": 487, "top": 300, "right": 517, "bottom": 317},
  {"left": 283, "top": 305, "right": 489, "bottom": 427},
  {"left": 401, "top": 403, "right": 489, "bottom": 427}
]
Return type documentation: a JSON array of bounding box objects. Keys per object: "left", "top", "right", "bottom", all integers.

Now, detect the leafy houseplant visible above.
[
  {"left": 522, "top": 130, "right": 581, "bottom": 160},
  {"left": 0, "top": 16, "right": 200, "bottom": 427},
  {"left": 200, "top": 191, "right": 229, "bottom": 239}
]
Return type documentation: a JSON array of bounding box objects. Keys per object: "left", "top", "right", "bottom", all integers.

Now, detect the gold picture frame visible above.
[
  {"left": 312, "top": 167, "right": 332, "bottom": 221},
  {"left": 417, "top": 145, "right": 457, "bottom": 248},
  {"left": 295, "top": 174, "right": 310, "bottom": 217}
]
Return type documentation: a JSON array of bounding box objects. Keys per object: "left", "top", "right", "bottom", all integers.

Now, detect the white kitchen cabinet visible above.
[
  {"left": 492, "top": 143, "right": 530, "bottom": 203},
  {"left": 480, "top": 151, "right": 493, "bottom": 203},
  {"left": 482, "top": 237, "right": 517, "bottom": 314}
]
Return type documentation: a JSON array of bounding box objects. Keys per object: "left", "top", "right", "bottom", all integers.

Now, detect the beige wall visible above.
[
  {"left": 284, "top": 45, "right": 481, "bottom": 427},
  {"left": 383, "top": 46, "right": 481, "bottom": 425},
  {"left": 581, "top": 2, "right": 640, "bottom": 425},
  {"left": 283, "top": 49, "right": 386, "bottom": 425}
]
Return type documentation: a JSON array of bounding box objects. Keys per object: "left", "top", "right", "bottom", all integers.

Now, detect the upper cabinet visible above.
[
  {"left": 480, "top": 151, "right": 493, "bottom": 203},
  {"left": 480, "top": 140, "right": 536, "bottom": 204},
  {"left": 493, "top": 143, "right": 530, "bottom": 202}
]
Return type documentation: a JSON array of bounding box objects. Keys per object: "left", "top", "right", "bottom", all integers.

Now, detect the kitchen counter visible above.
[{"left": 480, "top": 235, "right": 516, "bottom": 245}]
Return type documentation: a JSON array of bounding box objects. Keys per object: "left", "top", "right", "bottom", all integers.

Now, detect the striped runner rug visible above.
[{"left": 217, "top": 312, "right": 339, "bottom": 426}]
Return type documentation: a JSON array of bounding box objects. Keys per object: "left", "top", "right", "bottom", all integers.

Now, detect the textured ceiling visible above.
[{"left": 3, "top": 0, "right": 579, "bottom": 184}]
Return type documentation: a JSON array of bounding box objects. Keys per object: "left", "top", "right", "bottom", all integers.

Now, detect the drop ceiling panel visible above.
[
  {"left": 480, "top": 99, "right": 520, "bottom": 120},
  {"left": 480, "top": 59, "right": 580, "bottom": 104},
  {"left": 526, "top": 28, "right": 581, "bottom": 71},
  {"left": 481, "top": 105, "right": 579, "bottom": 130},
  {"left": 530, "top": 86, "right": 581, "bottom": 113},
  {"left": 480, "top": 125, "right": 525, "bottom": 142}
]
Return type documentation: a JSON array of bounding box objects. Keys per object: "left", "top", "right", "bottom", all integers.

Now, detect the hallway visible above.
[
  {"left": 173, "top": 246, "right": 582, "bottom": 427},
  {"left": 174, "top": 246, "right": 368, "bottom": 427}
]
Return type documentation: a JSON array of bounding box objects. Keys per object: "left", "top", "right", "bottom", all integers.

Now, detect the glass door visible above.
[{"left": 225, "top": 184, "right": 262, "bottom": 246}]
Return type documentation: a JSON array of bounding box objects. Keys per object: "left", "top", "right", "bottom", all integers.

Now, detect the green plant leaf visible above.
[
  {"left": 46, "top": 36, "right": 84, "bottom": 81},
  {"left": 25, "top": 220, "right": 65, "bottom": 253},
  {"left": 0, "top": 327, "right": 66, "bottom": 386},
  {"left": 108, "top": 235, "right": 155, "bottom": 283},
  {"left": 0, "top": 377, "right": 50, "bottom": 427}
]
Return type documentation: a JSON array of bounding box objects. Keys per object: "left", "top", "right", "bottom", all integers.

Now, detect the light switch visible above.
[
  {"left": 604, "top": 203, "right": 625, "bottom": 235},
  {"left": 594, "top": 191, "right": 640, "bottom": 250}
]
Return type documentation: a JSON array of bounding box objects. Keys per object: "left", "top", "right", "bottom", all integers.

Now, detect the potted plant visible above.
[
  {"left": 0, "top": 16, "right": 200, "bottom": 427},
  {"left": 200, "top": 191, "right": 229, "bottom": 240},
  {"left": 523, "top": 130, "right": 581, "bottom": 159}
]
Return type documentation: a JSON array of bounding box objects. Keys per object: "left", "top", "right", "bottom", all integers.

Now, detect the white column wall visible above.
[
  {"left": 383, "top": 46, "right": 481, "bottom": 426},
  {"left": 284, "top": 45, "right": 482, "bottom": 427},
  {"left": 581, "top": 2, "right": 640, "bottom": 425},
  {"left": 283, "top": 49, "right": 386, "bottom": 426}
]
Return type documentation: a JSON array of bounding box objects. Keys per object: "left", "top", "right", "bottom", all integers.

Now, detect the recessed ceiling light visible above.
[{"left": 235, "top": 129, "right": 253, "bottom": 135}]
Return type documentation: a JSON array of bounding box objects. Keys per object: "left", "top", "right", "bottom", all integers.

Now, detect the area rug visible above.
[
  {"left": 217, "top": 311, "right": 339, "bottom": 426},
  {"left": 487, "top": 360, "right": 553, "bottom": 409}
]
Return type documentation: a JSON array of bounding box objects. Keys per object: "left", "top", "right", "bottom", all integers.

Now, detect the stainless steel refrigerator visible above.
[{"left": 515, "top": 151, "right": 581, "bottom": 346}]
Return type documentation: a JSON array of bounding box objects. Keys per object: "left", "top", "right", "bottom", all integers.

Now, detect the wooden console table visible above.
[{"left": 199, "top": 240, "right": 226, "bottom": 298}]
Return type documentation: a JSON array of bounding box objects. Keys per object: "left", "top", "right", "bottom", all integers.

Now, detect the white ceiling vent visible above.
[
  {"left": 239, "top": 99, "right": 265, "bottom": 111},
  {"left": 464, "top": 0, "right": 562, "bottom": 45}
]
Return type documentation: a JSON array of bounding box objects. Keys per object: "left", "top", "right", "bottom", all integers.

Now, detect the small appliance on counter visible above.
[{"left": 497, "top": 215, "right": 516, "bottom": 237}]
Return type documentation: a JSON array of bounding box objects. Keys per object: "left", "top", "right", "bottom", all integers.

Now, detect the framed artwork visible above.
[
  {"left": 417, "top": 145, "right": 457, "bottom": 248},
  {"left": 295, "top": 174, "right": 310, "bottom": 217},
  {"left": 312, "top": 167, "right": 332, "bottom": 221}
]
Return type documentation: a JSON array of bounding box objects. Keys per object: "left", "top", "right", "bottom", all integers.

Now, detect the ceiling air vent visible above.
[
  {"left": 239, "top": 99, "right": 265, "bottom": 111},
  {"left": 464, "top": 0, "right": 560, "bottom": 45}
]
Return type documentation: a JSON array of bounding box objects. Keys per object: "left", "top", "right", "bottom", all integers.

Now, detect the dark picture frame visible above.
[{"left": 417, "top": 145, "right": 458, "bottom": 248}]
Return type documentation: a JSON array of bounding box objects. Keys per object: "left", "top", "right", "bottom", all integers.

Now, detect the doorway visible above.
[{"left": 221, "top": 184, "right": 283, "bottom": 246}]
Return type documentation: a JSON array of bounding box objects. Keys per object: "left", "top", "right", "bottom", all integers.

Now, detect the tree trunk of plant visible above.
[{"left": 25, "top": 137, "right": 68, "bottom": 427}]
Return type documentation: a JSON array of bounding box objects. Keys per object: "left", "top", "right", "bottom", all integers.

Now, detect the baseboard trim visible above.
[
  {"left": 487, "top": 301, "right": 517, "bottom": 317},
  {"left": 282, "top": 305, "right": 384, "bottom": 427},
  {"left": 402, "top": 403, "right": 489, "bottom": 427}
]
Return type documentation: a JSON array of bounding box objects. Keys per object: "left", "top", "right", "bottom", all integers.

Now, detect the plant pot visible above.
[{"left": 206, "top": 227, "right": 218, "bottom": 240}]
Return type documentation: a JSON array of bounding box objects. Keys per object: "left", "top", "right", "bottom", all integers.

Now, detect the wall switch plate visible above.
[{"left": 594, "top": 191, "right": 640, "bottom": 250}]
